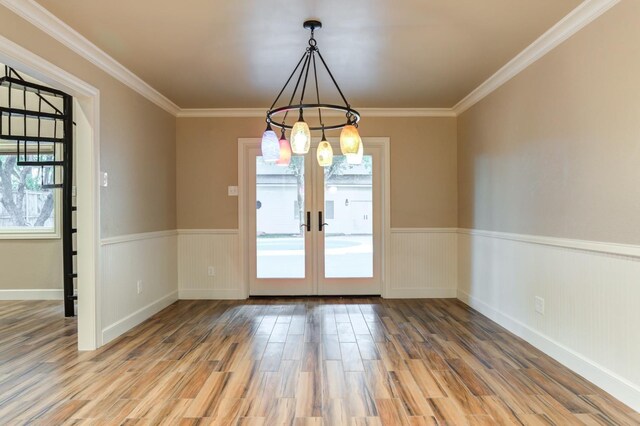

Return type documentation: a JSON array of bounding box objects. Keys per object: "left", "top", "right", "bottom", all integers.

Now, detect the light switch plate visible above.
[{"left": 228, "top": 186, "right": 238, "bottom": 196}]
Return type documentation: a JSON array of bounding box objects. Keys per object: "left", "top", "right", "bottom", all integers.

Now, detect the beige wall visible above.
[
  {"left": 0, "top": 240, "right": 62, "bottom": 290},
  {"left": 458, "top": 0, "right": 640, "bottom": 244},
  {"left": 176, "top": 116, "right": 457, "bottom": 229},
  {"left": 0, "top": 6, "right": 176, "bottom": 239}
]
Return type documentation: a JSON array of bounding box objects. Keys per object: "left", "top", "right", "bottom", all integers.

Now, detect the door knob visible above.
[
  {"left": 319, "top": 211, "right": 329, "bottom": 231},
  {"left": 299, "top": 211, "right": 311, "bottom": 232}
]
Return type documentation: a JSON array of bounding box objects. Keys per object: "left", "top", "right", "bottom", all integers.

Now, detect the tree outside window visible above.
[{"left": 0, "top": 154, "right": 56, "bottom": 233}]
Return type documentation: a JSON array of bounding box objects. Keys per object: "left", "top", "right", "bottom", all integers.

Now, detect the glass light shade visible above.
[
  {"left": 291, "top": 120, "right": 311, "bottom": 154},
  {"left": 261, "top": 127, "right": 280, "bottom": 162},
  {"left": 276, "top": 134, "right": 292, "bottom": 167},
  {"left": 317, "top": 140, "right": 333, "bottom": 167},
  {"left": 340, "top": 124, "right": 361, "bottom": 155},
  {"left": 346, "top": 138, "right": 364, "bottom": 165}
]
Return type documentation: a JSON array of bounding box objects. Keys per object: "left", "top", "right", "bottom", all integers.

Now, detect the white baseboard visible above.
[
  {"left": 385, "top": 287, "right": 457, "bottom": 299},
  {"left": 457, "top": 289, "right": 640, "bottom": 412},
  {"left": 0, "top": 289, "right": 63, "bottom": 300},
  {"left": 102, "top": 290, "right": 178, "bottom": 344},
  {"left": 179, "top": 288, "right": 246, "bottom": 300}
]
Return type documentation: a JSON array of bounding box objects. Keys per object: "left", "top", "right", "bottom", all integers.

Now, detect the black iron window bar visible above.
[{"left": 265, "top": 20, "right": 360, "bottom": 133}]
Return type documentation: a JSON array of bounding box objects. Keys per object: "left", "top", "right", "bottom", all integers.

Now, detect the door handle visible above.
[
  {"left": 319, "top": 211, "right": 329, "bottom": 231},
  {"left": 300, "top": 211, "right": 311, "bottom": 232}
]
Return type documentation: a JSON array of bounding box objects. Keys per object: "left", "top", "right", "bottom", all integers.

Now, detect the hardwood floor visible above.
[{"left": 0, "top": 298, "right": 638, "bottom": 425}]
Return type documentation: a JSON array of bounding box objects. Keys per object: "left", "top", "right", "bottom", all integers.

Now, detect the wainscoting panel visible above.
[
  {"left": 101, "top": 231, "right": 178, "bottom": 344},
  {"left": 458, "top": 229, "right": 640, "bottom": 411},
  {"left": 177, "top": 230, "right": 242, "bottom": 299},
  {"left": 387, "top": 228, "right": 458, "bottom": 298}
]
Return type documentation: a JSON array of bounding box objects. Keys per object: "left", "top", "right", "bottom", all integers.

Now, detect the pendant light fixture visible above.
[
  {"left": 276, "top": 131, "right": 292, "bottom": 166},
  {"left": 317, "top": 131, "right": 333, "bottom": 167},
  {"left": 290, "top": 112, "right": 311, "bottom": 154},
  {"left": 346, "top": 137, "right": 364, "bottom": 165},
  {"left": 340, "top": 124, "right": 361, "bottom": 155},
  {"left": 261, "top": 124, "right": 280, "bottom": 162},
  {"left": 264, "top": 20, "right": 362, "bottom": 166}
]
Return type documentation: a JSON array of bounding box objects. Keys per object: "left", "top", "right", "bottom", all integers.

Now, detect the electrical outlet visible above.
[
  {"left": 535, "top": 296, "right": 545, "bottom": 315},
  {"left": 137, "top": 280, "right": 143, "bottom": 294},
  {"left": 228, "top": 186, "right": 238, "bottom": 196},
  {"left": 100, "top": 172, "right": 108, "bottom": 187},
  {"left": 208, "top": 266, "right": 215, "bottom": 276}
]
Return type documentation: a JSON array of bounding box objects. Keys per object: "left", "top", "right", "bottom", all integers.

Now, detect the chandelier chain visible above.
[
  {"left": 265, "top": 20, "right": 360, "bottom": 132},
  {"left": 299, "top": 50, "right": 313, "bottom": 107},
  {"left": 312, "top": 53, "right": 324, "bottom": 130},
  {"left": 315, "top": 50, "right": 350, "bottom": 111},
  {"left": 281, "top": 51, "right": 310, "bottom": 125},
  {"left": 269, "top": 50, "right": 308, "bottom": 112}
]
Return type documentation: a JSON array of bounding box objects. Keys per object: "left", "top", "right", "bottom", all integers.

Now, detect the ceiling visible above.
[{"left": 36, "top": 0, "right": 582, "bottom": 109}]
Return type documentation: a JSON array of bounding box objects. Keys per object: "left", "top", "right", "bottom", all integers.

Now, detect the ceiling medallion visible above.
[{"left": 262, "top": 20, "right": 362, "bottom": 167}]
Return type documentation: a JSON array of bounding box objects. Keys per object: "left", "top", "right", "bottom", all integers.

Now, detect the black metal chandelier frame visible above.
[{"left": 265, "top": 20, "right": 360, "bottom": 133}]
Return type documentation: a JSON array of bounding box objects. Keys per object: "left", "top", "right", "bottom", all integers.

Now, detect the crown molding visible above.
[
  {"left": 4, "top": 0, "right": 619, "bottom": 119},
  {"left": 452, "top": 0, "right": 621, "bottom": 115},
  {"left": 176, "top": 107, "right": 456, "bottom": 118},
  {"left": 177, "top": 108, "right": 265, "bottom": 118},
  {"left": 357, "top": 108, "right": 456, "bottom": 118},
  {"left": 0, "top": 0, "right": 180, "bottom": 116}
]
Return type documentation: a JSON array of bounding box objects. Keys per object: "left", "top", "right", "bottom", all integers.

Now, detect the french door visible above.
[{"left": 247, "top": 139, "right": 382, "bottom": 295}]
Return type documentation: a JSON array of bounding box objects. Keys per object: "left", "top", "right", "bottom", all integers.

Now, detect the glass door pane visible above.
[
  {"left": 256, "top": 155, "right": 306, "bottom": 278},
  {"left": 323, "top": 155, "right": 373, "bottom": 278}
]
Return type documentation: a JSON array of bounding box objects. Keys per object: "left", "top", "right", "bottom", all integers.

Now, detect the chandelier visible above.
[{"left": 261, "top": 20, "right": 363, "bottom": 167}]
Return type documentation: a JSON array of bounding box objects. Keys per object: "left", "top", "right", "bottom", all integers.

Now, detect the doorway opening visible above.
[
  {"left": 0, "top": 36, "right": 100, "bottom": 350},
  {"left": 0, "top": 65, "right": 77, "bottom": 316}
]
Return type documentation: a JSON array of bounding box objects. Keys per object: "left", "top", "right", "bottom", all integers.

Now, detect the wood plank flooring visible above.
[{"left": 0, "top": 298, "right": 638, "bottom": 425}]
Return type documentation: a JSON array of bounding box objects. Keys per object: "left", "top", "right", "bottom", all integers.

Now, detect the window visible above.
[
  {"left": 326, "top": 200, "right": 335, "bottom": 220},
  {"left": 0, "top": 153, "right": 59, "bottom": 238},
  {"left": 293, "top": 200, "right": 300, "bottom": 219}
]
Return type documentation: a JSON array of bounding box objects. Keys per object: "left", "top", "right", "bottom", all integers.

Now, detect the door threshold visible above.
[{"left": 249, "top": 294, "right": 382, "bottom": 299}]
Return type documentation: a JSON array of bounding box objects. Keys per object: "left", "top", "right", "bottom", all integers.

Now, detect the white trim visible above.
[
  {"left": 238, "top": 140, "right": 249, "bottom": 298},
  {"left": 382, "top": 138, "right": 392, "bottom": 299},
  {"left": 358, "top": 108, "right": 455, "bottom": 118},
  {"left": 452, "top": 0, "right": 621, "bottom": 115},
  {"left": 386, "top": 288, "right": 457, "bottom": 299},
  {"left": 458, "top": 228, "right": 640, "bottom": 258},
  {"left": 457, "top": 289, "right": 640, "bottom": 412},
  {"left": 391, "top": 227, "right": 458, "bottom": 234},
  {"left": 0, "top": 183, "right": 62, "bottom": 240},
  {"left": 0, "top": 35, "right": 98, "bottom": 97},
  {"left": 0, "top": 0, "right": 180, "bottom": 116},
  {"left": 177, "top": 229, "right": 239, "bottom": 235},
  {"left": 101, "top": 290, "right": 178, "bottom": 344},
  {"left": 178, "top": 108, "right": 265, "bottom": 118},
  {"left": 0, "top": 289, "right": 63, "bottom": 300},
  {"left": 0, "top": 35, "right": 101, "bottom": 351},
  {"left": 179, "top": 288, "right": 245, "bottom": 300},
  {"left": 178, "top": 108, "right": 456, "bottom": 118},
  {"left": 0, "top": 230, "right": 60, "bottom": 240},
  {"left": 100, "top": 229, "right": 178, "bottom": 246}
]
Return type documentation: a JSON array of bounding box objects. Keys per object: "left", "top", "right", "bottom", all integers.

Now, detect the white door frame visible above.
[
  {"left": 0, "top": 35, "right": 101, "bottom": 350},
  {"left": 238, "top": 137, "right": 391, "bottom": 298}
]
